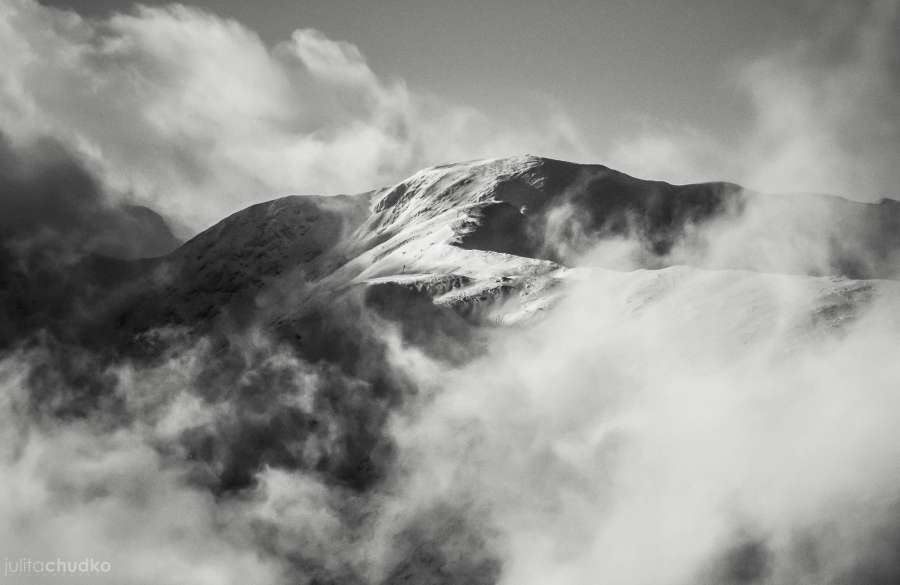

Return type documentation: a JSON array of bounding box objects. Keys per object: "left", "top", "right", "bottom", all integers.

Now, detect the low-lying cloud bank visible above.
[
  {"left": 395, "top": 263, "right": 900, "bottom": 585},
  {"left": 4, "top": 206, "right": 900, "bottom": 585}
]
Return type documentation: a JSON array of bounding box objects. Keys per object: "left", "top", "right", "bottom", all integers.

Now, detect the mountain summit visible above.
[{"left": 4, "top": 155, "right": 900, "bottom": 351}]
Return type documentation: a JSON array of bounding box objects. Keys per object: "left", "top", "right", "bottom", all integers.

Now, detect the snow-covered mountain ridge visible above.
[
  {"left": 158, "top": 155, "right": 900, "bottom": 329},
  {"left": 5, "top": 155, "right": 900, "bottom": 352}
]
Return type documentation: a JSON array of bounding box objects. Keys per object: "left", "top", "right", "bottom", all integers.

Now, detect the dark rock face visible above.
[
  {"left": 10, "top": 153, "right": 900, "bottom": 350},
  {"left": 456, "top": 159, "right": 744, "bottom": 262},
  {"left": 453, "top": 157, "right": 900, "bottom": 279}
]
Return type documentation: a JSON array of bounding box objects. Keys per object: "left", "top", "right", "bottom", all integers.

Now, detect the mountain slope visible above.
[
  {"left": 6, "top": 155, "right": 900, "bottom": 351},
  {"left": 5, "top": 156, "right": 900, "bottom": 585}
]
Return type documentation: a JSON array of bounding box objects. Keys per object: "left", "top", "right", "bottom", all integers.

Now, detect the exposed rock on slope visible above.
[{"left": 6, "top": 155, "right": 900, "bottom": 349}]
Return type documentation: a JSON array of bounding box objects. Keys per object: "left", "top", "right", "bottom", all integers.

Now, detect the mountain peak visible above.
[{"left": 10, "top": 155, "right": 900, "bottom": 352}]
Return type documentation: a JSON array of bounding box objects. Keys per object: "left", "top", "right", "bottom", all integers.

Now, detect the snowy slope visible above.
[{"left": 18, "top": 155, "right": 900, "bottom": 349}]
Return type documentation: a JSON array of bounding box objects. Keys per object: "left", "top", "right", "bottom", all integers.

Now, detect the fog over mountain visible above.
[{"left": 1, "top": 1, "right": 900, "bottom": 584}]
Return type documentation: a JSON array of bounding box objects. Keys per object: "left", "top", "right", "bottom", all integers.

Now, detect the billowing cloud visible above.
[
  {"left": 0, "top": 0, "right": 590, "bottom": 231},
  {"left": 390, "top": 242, "right": 900, "bottom": 585}
]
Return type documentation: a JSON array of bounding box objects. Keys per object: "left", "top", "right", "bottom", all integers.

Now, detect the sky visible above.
[
  {"left": 39, "top": 0, "right": 813, "bottom": 144},
  {"left": 2, "top": 0, "right": 898, "bottom": 230}
]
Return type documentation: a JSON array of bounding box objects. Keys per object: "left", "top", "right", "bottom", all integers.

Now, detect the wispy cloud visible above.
[{"left": 607, "top": 0, "right": 900, "bottom": 201}]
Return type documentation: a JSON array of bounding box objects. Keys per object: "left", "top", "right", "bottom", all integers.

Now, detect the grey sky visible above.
[
  {"left": 40, "top": 0, "right": 827, "bottom": 155},
  {"left": 7, "top": 0, "right": 896, "bottom": 225}
]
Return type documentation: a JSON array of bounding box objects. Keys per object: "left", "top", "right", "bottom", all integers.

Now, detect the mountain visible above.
[
  {"left": 5, "top": 154, "right": 900, "bottom": 353},
  {"left": 5, "top": 154, "right": 900, "bottom": 489},
  {"left": 4, "top": 155, "right": 900, "bottom": 584}
]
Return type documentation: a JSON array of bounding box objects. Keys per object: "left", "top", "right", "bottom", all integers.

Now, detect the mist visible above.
[{"left": 391, "top": 241, "right": 900, "bottom": 585}]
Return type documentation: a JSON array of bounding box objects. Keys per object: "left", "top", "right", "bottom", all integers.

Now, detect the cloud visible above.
[
  {"left": 0, "top": 307, "right": 502, "bottom": 585},
  {"left": 2, "top": 2, "right": 899, "bottom": 584},
  {"left": 0, "top": 129, "right": 183, "bottom": 347},
  {"left": 0, "top": 343, "right": 288, "bottom": 585},
  {"left": 607, "top": 0, "right": 900, "bottom": 201},
  {"left": 390, "top": 256, "right": 900, "bottom": 585},
  {"left": 0, "top": 130, "right": 179, "bottom": 260},
  {"left": 0, "top": 0, "right": 591, "bottom": 231}
]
